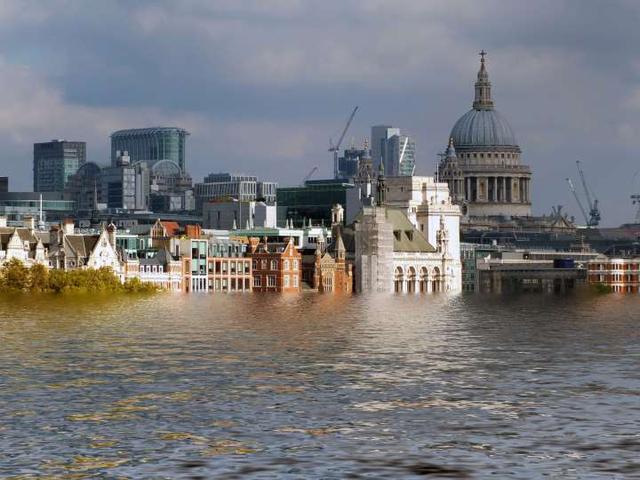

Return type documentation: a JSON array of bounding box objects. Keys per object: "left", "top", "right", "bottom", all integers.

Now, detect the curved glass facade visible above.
[{"left": 110, "top": 128, "right": 189, "bottom": 171}]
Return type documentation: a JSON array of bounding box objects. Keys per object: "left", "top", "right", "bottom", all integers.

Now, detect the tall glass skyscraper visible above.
[
  {"left": 370, "top": 126, "right": 415, "bottom": 176},
  {"left": 33, "top": 140, "right": 86, "bottom": 192},
  {"left": 110, "top": 127, "right": 189, "bottom": 171}
]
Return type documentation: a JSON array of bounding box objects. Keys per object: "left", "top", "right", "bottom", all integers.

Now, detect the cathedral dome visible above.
[
  {"left": 450, "top": 51, "right": 519, "bottom": 150},
  {"left": 450, "top": 108, "right": 517, "bottom": 148}
]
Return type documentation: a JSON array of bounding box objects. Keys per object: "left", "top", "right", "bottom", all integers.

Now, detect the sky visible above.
[{"left": 0, "top": 0, "right": 639, "bottom": 226}]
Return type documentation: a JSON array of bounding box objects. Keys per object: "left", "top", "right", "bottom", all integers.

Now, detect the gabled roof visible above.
[
  {"left": 0, "top": 227, "right": 41, "bottom": 250},
  {"left": 65, "top": 235, "right": 99, "bottom": 258},
  {"left": 385, "top": 209, "right": 436, "bottom": 253},
  {"left": 160, "top": 221, "right": 180, "bottom": 237}
]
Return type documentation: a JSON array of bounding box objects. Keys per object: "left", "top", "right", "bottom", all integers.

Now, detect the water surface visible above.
[{"left": 0, "top": 292, "right": 639, "bottom": 478}]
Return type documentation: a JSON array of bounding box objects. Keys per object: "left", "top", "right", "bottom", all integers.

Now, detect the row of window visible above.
[
  {"left": 252, "top": 259, "right": 299, "bottom": 271},
  {"left": 140, "top": 265, "right": 164, "bottom": 273},
  {"left": 208, "top": 260, "right": 251, "bottom": 275},
  {"left": 459, "top": 152, "right": 516, "bottom": 160},
  {"left": 253, "top": 275, "right": 299, "bottom": 288},
  {"left": 589, "top": 264, "right": 640, "bottom": 271}
]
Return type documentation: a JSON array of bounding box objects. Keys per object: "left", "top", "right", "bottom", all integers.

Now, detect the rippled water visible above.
[{"left": 0, "top": 291, "right": 639, "bottom": 479}]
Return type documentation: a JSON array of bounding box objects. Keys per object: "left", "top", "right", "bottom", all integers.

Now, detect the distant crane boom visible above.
[
  {"left": 566, "top": 177, "right": 590, "bottom": 226},
  {"left": 567, "top": 162, "right": 601, "bottom": 227},
  {"left": 329, "top": 106, "right": 359, "bottom": 178},
  {"left": 576, "top": 161, "right": 594, "bottom": 211},
  {"left": 302, "top": 166, "right": 318, "bottom": 185}
]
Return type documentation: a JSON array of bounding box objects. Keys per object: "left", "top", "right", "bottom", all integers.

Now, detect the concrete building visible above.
[
  {"left": 194, "top": 173, "right": 277, "bottom": 212},
  {"left": 462, "top": 243, "right": 600, "bottom": 292},
  {"left": 370, "top": 126, "right": 415, "bottom": 176},
  {"left": 202, "top": 200, "right": 277, "bottom": 230},
  {"left": 439, "top": 52, "right": 532, "bottom": 218},
  {"left": 0, "top": 177, "right": 7, "bottom": 193},
  {"left": 110, "top": 127, "right": 189, "bottom": 171},
  {"left": 33, "top": 140, "right": 86, "bottom": 192},
  {"left": 99, "top": 152, "right": 150, "bottom": 210},
  {"left": 475, "top": 253, "right": 587, "bottom": 293}
]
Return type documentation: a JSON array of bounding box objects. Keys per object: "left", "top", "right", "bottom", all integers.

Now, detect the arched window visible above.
[
  {"left": 420, "top": 267, "right": 429, "bottom": 293},
  {"left": 406, "top": 267, "right": 416, "bottom": 293},
  {"left": 270, "top": 260, "right": 278, "bottom": 270},
  {"left": 432, "top": 267, "right": 441, "bottom": 292},
  {"left": 394, "top": 266, "right": 404, "bottom": 293}
]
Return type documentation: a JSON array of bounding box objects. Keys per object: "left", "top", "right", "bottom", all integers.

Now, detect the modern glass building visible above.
[
  {"left": 110, "top": 127, "right": 189, "bottom": 171},
  {"left": 33, "top": 140, "right": 86, "bottom": 192},
  {"left": 277, "top": 179, "right": 354, "bottom": 226},
  {"left": 0, "top": 192, "right": 75, "bottom": 222},
  {"left": 369, "top": 126, "right": 415, "bottom": 176}
]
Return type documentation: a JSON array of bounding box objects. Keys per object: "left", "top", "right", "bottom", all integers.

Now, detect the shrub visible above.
[{"left": 0, "top": 260, "right": 161, "bottom": 295}]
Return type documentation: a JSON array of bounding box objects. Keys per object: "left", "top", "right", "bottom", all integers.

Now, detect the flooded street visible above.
[{"left": 1, "top": 292, "right": 639, "bottom": 478}]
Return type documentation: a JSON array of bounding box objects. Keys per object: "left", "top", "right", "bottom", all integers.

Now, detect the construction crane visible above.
[
  {"left": 576, "top": 160, "right": 601, "bottom": 226},
  {"left": 632, "top": 171, "right": 640, "bottom": 223},
  {"left": 301, "top": 166, "right": 318, "bottom": 186},
  {"left": 329, "top": 106, "right": 358, "bottom": 179},
  {"left": 566, "top": 160, "right": 601, "bottom": 227}
]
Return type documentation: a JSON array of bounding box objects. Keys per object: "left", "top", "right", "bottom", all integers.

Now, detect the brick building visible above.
[
  {"left": 249, "top": 237, "right": 301, "bottom": 292},
  {"left": 588, "top": 258, "right": 640, "bottom": 293}
]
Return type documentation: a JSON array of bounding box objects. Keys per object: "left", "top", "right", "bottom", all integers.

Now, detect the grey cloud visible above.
[{"left": 0, "top": 0, "right": 639, "bottom": 224}]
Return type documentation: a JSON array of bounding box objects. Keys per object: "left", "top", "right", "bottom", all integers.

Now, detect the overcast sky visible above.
[{"left": 0, "top": 0, "right": 639, "bottom": 225}]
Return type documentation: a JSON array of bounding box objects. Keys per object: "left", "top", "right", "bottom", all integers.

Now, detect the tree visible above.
[
  {"left": 0, "top": 258, "right": 30, "bottom": 291},
  {"left": 29, "top": 263, "right": 49, "bottom": 292}
]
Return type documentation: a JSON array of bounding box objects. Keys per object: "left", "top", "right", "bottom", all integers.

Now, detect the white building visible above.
[{"left": 352, "top": 174, "right": 462, "bottom": 293}]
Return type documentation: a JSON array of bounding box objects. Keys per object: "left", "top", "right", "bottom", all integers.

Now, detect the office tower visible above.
[
  {"left": 0, "top": 177, "right": 7, "bottom": 193},
  {"left": 33, "top": 140, "right": 86, "bottom": 192},
  {"left": 110, "top": 127, "right": 189, "bottom": 171},
  {"left": 99, "top": 151, "right": 149, "bottom": 210},
  {"left": 370, "top": 126, "right": 415, "bottom": 176},
  {"left": 194, "top": 173, "right": 277, "bottom": 213}
]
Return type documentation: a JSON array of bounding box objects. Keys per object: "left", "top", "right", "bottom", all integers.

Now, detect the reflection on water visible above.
[{"left": 0, "top": 292, "right": 639, "bottom": 478}]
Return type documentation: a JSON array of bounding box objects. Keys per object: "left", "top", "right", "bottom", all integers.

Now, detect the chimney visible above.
[
  {"left": 107, "top": 223, "right": 117, "bottom": 248},
  {"left": 63, "top": 219, "right": 75, "bottom": 235},
  {"left": 0, "top": 216, "right": 6, "bottom": 228},
  {"left": 24, "top": 215, "right": 35, "bottom": 232}
]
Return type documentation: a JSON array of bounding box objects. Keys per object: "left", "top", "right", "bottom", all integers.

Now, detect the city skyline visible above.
[{"left": 0, "top": 1, "right": 639, "bottom": 225}]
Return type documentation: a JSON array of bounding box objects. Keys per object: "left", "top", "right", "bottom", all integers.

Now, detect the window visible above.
[
  {"left": 244, "top": 262, "right": 250, "bottom": 274},
  {"left": 270, "top": 260, "right": 278, "bottom": 270},
  {"left": 222, "top": 261, "right": 228, "bottom": 273},
  {"left": 267, "top": 276, "right": 276, "bottom": 287},
  {"left": 284, "top": 275, "right": 290, "bottom": 288},
  {"left": 293, "top": 260, "right": 299, "bottom": 270},
  {"left": 284, "top": 260, "right": 290, "bottom": 271},
  {"left": 231, "top": 262, "right": 236, "bottom": 274},
  {"left": 293, "top": 275, "right": 299, "bottom": 288},
  {"left": 253, "top": 260, "right": 258, "bottom": 270},
  {"left": 261, "top": 260, "right": 267, "bottom": 269}
]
